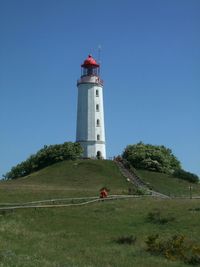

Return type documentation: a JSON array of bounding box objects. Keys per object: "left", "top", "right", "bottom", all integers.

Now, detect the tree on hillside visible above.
[
  {"left": 4, "top": 142, "right": 83, "bottom": 180},
  {"left": 122, "top": 142, "right": 181, "bottom": 174}
]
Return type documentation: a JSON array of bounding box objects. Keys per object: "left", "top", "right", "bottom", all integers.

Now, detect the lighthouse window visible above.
[
  {"left": 96, "top": 90, "right": 99, "bottom": 97},
  {"left": 97, "top": 119, "right": 100, "bottom": 127},
  {"left": 97, "top": 134, "right": 100, "bottom": 141},
  {"left": 83, "top": 68, "right": 87, "bottom": 76},
  {"left": 87, "top": 68, "right": 93, "bottom": 76},
  {"left": 96, "top": 104, "right": 99, "bottom": 112}
]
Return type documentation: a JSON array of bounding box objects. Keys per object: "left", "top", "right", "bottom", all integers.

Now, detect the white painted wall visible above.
[{"left": 76, "top": 76, "right": 106, "bottom": 159}]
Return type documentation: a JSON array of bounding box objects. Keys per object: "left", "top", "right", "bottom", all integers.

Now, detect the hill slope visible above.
[
  {"left": 0, "top": 160, "right": 132, "bottom": 203},
  {"left": 137, "top": 169, "right": 200, "bottom": 197},
  {"left": 1, "top": 159, "right": 200, "bottom": 203}
]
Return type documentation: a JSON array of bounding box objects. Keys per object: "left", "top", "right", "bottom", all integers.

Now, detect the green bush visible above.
[
  {"left": 189, "top": 208, "right": 200, "bottom": 212},
  {"left": 122, "top": 142, "right": 181, "bottom": 174},
  {"left": 4, "top": 142, "right": 83, "bottom": 180},
  {"left": 173, "top": 169, "right": 199, "bottom": 183},
  {"left": 147, "top": 210, "right": 175, "bottom": 224},
  {"left": 115, "top": 235, "right": 136, "bottom": 245},
  {"left": 146, "top": 234, "right": 200, "bottom": 265},
  {"left": 128, "top": 187, "right": 147, "bottom": 195}
]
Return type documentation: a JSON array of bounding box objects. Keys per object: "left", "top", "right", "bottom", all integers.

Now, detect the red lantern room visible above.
[{"left": 81, "top": 54, "right": 100, "bottom": 77}]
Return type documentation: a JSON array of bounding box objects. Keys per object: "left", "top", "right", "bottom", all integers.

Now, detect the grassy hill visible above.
[
  {"left": 137, "top": 169, "right": 200, "bottom": 197},
  {"left": 0, "top": 160, "right": 132, "bottom": 203},
  {"left": 0, "top": 160, "right": 200, "bottom": 267}
]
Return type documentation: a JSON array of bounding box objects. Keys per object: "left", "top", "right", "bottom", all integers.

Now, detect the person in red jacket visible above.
[{"left": 100, "top": 187, "right": 108, "bottom": 198}]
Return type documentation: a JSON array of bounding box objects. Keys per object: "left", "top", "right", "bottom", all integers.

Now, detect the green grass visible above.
[
  {"left": 0, "top": 160, "right": 131, "bottom": 203},
  {"left": 137, "top": 169, "right": 200, "bottom": 197},
  {"left": 1, "top": 160, "right": 200, "bottom": 267},
  {"left": 0, "top": 199, "right": 200, "bottom": 267}
]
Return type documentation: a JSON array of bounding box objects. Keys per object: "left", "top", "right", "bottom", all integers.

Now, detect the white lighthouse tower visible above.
[{"left": 76, "top": 54, "right": 106, "bottom": 159}]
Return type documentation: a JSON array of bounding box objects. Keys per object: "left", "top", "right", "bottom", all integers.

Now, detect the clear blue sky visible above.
[{"left": 0, "top": 0, "right": 200, "bottom": 177}]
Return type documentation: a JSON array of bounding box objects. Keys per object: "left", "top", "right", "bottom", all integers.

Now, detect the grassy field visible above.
[
  {"left": 0, "top": 198, "right": 200, "bottom": 267},
  {"left": 137, "top": 169, "right": 200, "bottom": 197},
  {"left": 0, "top": 160, "right": 200, "bottom": 267}
]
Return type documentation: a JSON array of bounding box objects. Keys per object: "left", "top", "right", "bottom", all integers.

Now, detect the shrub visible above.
[
  {"left": 4, "top": 142, "right": 83, "bottom": 179},
  {"left": 135, "top": 188, "right": 146, "bottom": 195},
  {"left": 128, "top": 187, "right": 146, "bottom": 195},
  {"left": 146, "top": 234, "right": 200, "bottom": 265},
  {"left": 173, "top": 169, "right": 199, "bottom": 183},
  {"left": 122, "top": 142, "right": 181, "bottom": 174},
  {"left": 147, "top": 210, "right": 175, "bottom": 224},
  {"left": 189, "top": 208, "right": 200, "bottom": 212},
  {"left": 115, "top": 235, "right": 136, "bottom": 245}
]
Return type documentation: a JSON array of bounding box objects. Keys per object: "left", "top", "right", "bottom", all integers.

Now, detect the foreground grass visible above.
[
  {"left": 137, "top": 170, "right": 200, "bottom": 197},
  {"left": 0, "top": 198, "right": 200, "bottom": 267}
]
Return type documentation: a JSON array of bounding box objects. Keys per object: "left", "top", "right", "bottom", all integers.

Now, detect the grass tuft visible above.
[
  {"left": 147, "top": 210, "right": 175, "bottom": 224},
  {"left": 115, "top": 235, "right": 137, "bottom": 245}
]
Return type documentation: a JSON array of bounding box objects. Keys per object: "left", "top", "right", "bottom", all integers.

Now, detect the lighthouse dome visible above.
[{"left": 81, "top": 55, "right": 99, "bottom": 68}]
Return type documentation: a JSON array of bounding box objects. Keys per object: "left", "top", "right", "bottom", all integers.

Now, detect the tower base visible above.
[{"left": 78, "top": 141, "right": 106, "bottom": 159}]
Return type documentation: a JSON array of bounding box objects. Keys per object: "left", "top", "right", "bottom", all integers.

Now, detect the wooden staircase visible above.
[{"left": 114, "top": 159, "right": 170, "bottom": 199}]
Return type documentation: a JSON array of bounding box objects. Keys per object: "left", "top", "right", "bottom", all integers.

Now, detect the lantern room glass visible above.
[{"left": 82, "top": 66, "right": 99, "bottom": 77}]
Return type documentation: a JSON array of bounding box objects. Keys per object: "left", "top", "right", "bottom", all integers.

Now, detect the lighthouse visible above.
[{"left": 76, "top": 55, "right": 106, "bottom": 159}]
